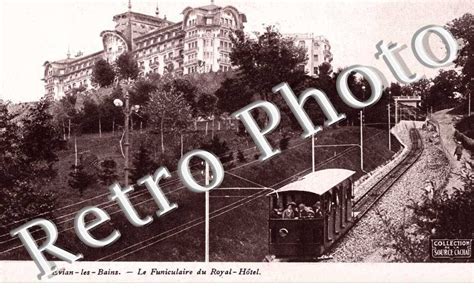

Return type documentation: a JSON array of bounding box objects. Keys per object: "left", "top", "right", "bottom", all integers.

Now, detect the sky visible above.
[{"left": 0, "top": 0, "right": 473, "bottom": 102}]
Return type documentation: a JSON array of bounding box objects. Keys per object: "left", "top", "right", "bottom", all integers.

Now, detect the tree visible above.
[
  {"left": 0, "top": 104, "right": 21, "bottom": 190},
  {"left": 130, "top": 145, "right": 158, "bottom": 181},
  {"left": 53, "top": 88, "right": 85, "bottom": 139},
  {"left": 447, "top": 13, "right": 474, "bottom": 78},
  {"left": 92, "top": 59, "right": 115, "bottom": 87},
  {"left": 201, "top": 136, "right": 233, "bottom": 165},
  {"left": 0, "top": 103, "right": 58, "bottom": 231},
  {"left": 129, "top": 78, "right": 158, "bottom": 107},
  {"left": 116, "top": 52, "right": 139, "bottom": 80},
  {"left": 68, "top": 161, "right": 96, "bottom": 196},
  {"left": 146, "top": 80, "right": 192, "bottom": 153},
  {"left": 194, "top": 92, "right": 218, "bottom": 118},
  {"left": 78, "top": 98, "right": 101, "bottom": 134},
  {"left": 166, "top": 78, "right": 197, "bottom": 106},
  {"left": 215, "top": 76, "right": 254, "bottom": 114},
  {"left": 20, "top": 100, "right": 62, "bottom": 178},
  {"left": 230, "top": 26, "right": 307, "bottom": 101},
  {"left": 447, "top": 13, "right": 474, "bottom": 111},
  {"left": 99, "top": 86, "right": 125, "bottom": 132},
  {"left": 98, "top": 158, "right": 118, "bottom": 185},
  {"left": 426, "top": 70, "right": 462, "bottom": 110}
]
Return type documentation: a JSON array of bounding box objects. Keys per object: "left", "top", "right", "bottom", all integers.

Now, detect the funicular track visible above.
[
  {"left": 352, "top": 128, "right": 423, "bottom": 218},
  {"left": 316, "top": 127, "right": 424, "bottom": 259}
]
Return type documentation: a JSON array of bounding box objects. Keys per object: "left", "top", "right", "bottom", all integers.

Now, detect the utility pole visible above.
[
  {"left": 122, "top": 0, "right": 133, "bottom": 186},
  {"left": 360, "top": 85, "right": 365, "bottom": 171},
  {"left": 360, "top": 110, "right": 364, "bottom": 171},
  {"left": 123, "top": 85, "right": 131, "bottom": 186},
  {"left": 311, "top": 134, "right": 315, "bottom": 172},
  {"left": 387, "top": 104, "right": 391, "bottom": 151},
  {"left": 469, "top": 90, "right": 471, "bottom": 117},
  {"left": 395, "top": 99, "right": 398, "bottom": 125},
  {"left": 204, "top": 161, "right": 210, "bottom": 263},
  {"left": 469, "top": 77, "right": 473, "bottom": 117}
]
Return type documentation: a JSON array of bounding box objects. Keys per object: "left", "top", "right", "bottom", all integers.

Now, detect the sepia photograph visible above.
[{"left": 0, "top": 0, "right": 473, "bottom": 282}]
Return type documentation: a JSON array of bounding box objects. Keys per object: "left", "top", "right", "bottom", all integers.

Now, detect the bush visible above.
[
  {"left": 68, "top": 163, "right": 97, "bottom": 196},
  {"left": 279, "top": 136, "right": 290, "bottom": 150},
  {"left": 201, "top": 136, "right": 233, "bottom": 165},
  {"left": 377, "top": 170, "right": 474, "bottom": 262},
  {"left": 237, "top": 149, "right": 246, "bottom": 163},
  {"left": 131, "top": 145, "right": 159, "bottom": 181},
  {"left": 98, "top": 158, "right": 118, "bottom": 185},
  {"left": 455, "top": 115, "right": 474, "bottom": 134}
]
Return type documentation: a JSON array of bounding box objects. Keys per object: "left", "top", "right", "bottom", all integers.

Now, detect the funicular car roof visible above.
[{"left": 271, "top": 168, "right": 356, "bottom": 196}]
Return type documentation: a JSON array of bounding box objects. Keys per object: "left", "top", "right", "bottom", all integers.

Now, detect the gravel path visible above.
[
  {"left": 431, "top": 109, "right": 467, "bottom": 193},
  {"left": 326, "top": 125, "right": 450, "bottom": 262}
]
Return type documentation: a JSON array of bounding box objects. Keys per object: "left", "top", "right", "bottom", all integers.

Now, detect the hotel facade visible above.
[{"left": 43, "top": 2, "right": 333, "bottom": 101}]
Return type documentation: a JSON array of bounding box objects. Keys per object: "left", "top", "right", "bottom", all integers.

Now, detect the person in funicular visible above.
[
  {"left": 270, "top": 207, "right": 283, "bottom": 218},
  {"left": 312, "top": 201, "right": 323, "bottom": 217},
  {"left": 282, "top": 202, "right": 297, "bottom": 219},
  {"left": 325, "top": 191, "right": 336, "bottom": 214},
  {"left": 297, "top": 203, "right": 315, "bottom": 219}
]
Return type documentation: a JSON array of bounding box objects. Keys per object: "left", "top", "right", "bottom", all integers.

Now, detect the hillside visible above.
[{"left": 1, "top": 125, "right": 401, "bottom": 262}]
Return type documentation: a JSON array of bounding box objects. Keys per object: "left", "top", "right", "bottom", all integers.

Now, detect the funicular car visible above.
[{"left": 268, "top": 168, "right": 356, "bottom": 260}]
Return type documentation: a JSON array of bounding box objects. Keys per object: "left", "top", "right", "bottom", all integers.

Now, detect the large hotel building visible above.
[{"left": 43, "top": 1, "right": 333, "bottom": 101}]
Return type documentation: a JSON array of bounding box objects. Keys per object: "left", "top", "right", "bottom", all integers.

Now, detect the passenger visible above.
[
  {"left": 312, "top": 201, "right": 323, "bottom": 217},
  {"left": 282, "top": 202, "right": 296, "bottom": 219},
  {"left": 270, "top": 207, "right": 283, "bottom": 218},
  {"left": 298, "top": 203, "right": 315, "bottom": 219}
]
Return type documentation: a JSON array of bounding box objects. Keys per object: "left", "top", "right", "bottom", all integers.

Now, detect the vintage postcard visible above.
[{"left": 0, "top": 0, "right": 473, "bottom": 282}]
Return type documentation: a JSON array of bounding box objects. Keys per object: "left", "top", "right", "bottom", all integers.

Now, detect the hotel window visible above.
[{"left": 206, "top": 18, "right": 213, "bottom": 25}]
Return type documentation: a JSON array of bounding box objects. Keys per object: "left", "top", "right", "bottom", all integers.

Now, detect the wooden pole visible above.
[
  {"left": 74, "top": 136, "right": 78, "bottom": 169},
  {"left": 360, "top": 110, "right": 364, "bottom": 171},
  {"left": 388, "top": 104, "right": 391, "bottom": 151},
  {"left": 211, "top": 118, "right": 215, "bottom": 138},
  {"left": 205, "top": 161, "right": 209, "bottom": 263},
  {"left": 311, "top": 134, "right": 315, "bottom": 172}
]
